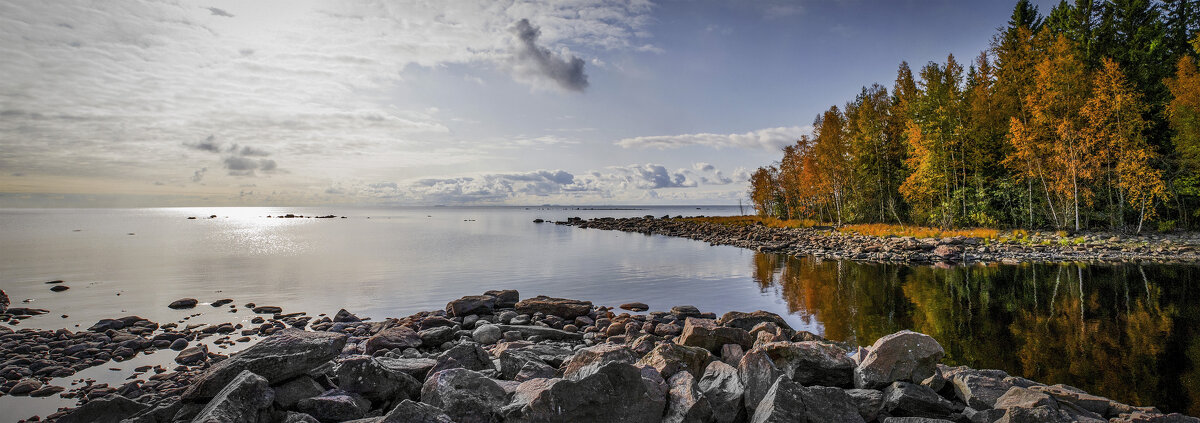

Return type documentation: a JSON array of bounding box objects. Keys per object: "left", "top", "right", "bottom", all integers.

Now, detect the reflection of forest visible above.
[{"left": 751, "top": 253, "right": 1200, "bottom": 415}]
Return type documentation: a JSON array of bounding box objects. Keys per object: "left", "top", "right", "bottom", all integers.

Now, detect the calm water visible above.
[{"left": 0, "top": 207, "right": 1197, "bottom": 417}]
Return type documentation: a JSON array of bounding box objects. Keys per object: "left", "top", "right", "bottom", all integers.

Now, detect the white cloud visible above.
[{"left": 615, "top": 126, "right": 812, "bottom": 151}]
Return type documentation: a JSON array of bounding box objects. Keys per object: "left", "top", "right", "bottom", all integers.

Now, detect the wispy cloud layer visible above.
[{"left": 615, "top": 126, "right": 812, "bottom": 151}]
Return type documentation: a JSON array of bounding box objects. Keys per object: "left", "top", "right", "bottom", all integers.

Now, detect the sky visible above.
[{"left": 0, "top": 0, "right": 1057, "bottom": 207}]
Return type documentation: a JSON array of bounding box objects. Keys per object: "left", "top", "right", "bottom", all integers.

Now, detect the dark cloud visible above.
[
  {"left": 236, "top": 145, "right": 271, "bottom": 157},
  {"left": 510, "top": 19, "right": 588, "bottom": 92},
  {"left": 629, "top": 164, "right": 694, "bottom": 189},
  {"left": 184, "top": 136, "right": 278, "bottom": 177},
  {"left": 206, "top": 7, "right": 233, "bottom": 17},
  {"left": 191, "top": 167, "right": 207, "bottom": 183},
  {"left": 185, "top": 135, "right": 222, "bottom": 153}
]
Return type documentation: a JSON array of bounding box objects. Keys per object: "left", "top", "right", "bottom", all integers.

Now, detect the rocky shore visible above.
[
  {"left": 3, "top": 290, "right": 1195, "bottom": 423},
  {"left": 555, "top": 216, "right": 1200, "bottom": 264}
]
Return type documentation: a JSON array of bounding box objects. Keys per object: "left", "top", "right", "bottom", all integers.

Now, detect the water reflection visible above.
[{"left": 753, "top": 253, "right": 1200, "bottom": 415}]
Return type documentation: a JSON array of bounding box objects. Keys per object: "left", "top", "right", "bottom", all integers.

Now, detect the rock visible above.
[
  {"left": 738, "top": 343, "right": 787, "bottom": 415},
  {"left": 419, "top": 326, "right": 458, "bottom": 345},
  {"left": 446, "top": 295, "right": 497, "bottom": 317},
  {"left": 882, "top": 381, "right": 964, "bottom": 418},
  {"left": 800, "top": 385, "right": 870, "bottom": 423},
  {"left": 283, "top": 412, "right": 321, "bottom": 423},
  {"left": 169, "top": 298, "right": 198, "bottom": 309},
  {"left": 993, "top": 386, "right": 1057, "bottom": 410},
  {"left": 720, "top": 344, "right": 745, "bottom": 366},
  {"left": 484, "top": 289, "right": 520, "bottom": 308},
  {"left": 699, "top": 360, "right": 744, "bottom": 423},
  {"left": 336, "top": 355, "right": 423, "bottom": 402},
  {"left": 472, "top": 324, "right": 502, "bottom": 344},
  {"left": 1027, "top": 384, "right": 1114, "bottom": 417},
  {"left": 253, "top": 305, "right": 283, "bottom": 314},
  {"left": 0, "top": 289, "right": 7, "bottom": 313},
  {"left": 30, "top": 385, "right": 65, "bottom": 397},
  {"left": 295, "top": 390, "right": 372, "bottom": 422},
  {"left": 364, "top": 325, "right": 422, "bottom": 354},
  {"left": 170, "top": 337, "right": 189, "bottom": 351},
  {"left": 182, "top": 328, "right": 347, "bottom": 401},
  {"left": 273, "top": 375, "right": 326, "bottom": 409},
  {"left": 494, "top": 324, "right": 583, "bottom": 341},
  {"left": 499, "top": 349, "right": 551, "bottom": 380},
  {"left": 945, "top": 367, "right": 1014, "bottom": 409},
  {"left": 620, "top": 302, "right": 650, "bottom": 312},
  {"left": 846, "top": 388, "right": 885, "bottom": 421},
  {"left": 749, "top": 376, "right": 863, "bottom": 423},
  {"left": 671, "top": 305, "right": 703, "bottom": 320},
  {"left": 429, "top": 342, "right": 495, "bottom": 375},
  {"left": 420, "top": 368, "right": 507, "bottom": 423},
  {"left": 514, "top": 360, "right": 556, "bottom": 381},
  {"left": 718, "top": 310, "right": 793, "bottom": 333},
  {"left": 764, "top": 341, "right": 855, "bottom": 387},
  {"left": 665, "top": 371, "right": 713, "bottom": 423},
  {"left": 418, "top": 316, "right": 457, "bottom": 330},
  {"left": 503, "top": 361, "right": 666, "bottom": 423},
  {"left": 334, "top": 309, "right": 361, "bottom": 323},
  {"left": 55, "top": 394, "right": 149, "bottom": 423},
  {"left": 382, "top": 399, "right": 455, "bottom": 423},
  {"left": 175, "top": 343, "right": 208, "bottom": 365},
  {"left": 514, "top": 296, "right": 592, "bottom": 319},
  {"left": 191, "top": 370, "right": 274, "bottom": 423},
  {"left": 638, "top": 342, "right": 713, "bottom": 380},
  {"left": 89, "top": 318, "right": 126, "bottom": 332},
  {"left": 9, "top": 378, "right": 42, "bottom": 395},
  {"left": 561, "top": 343, "right": 637, "bottom": 380},
  {"left": 212, "top": 298, "right": 234, "bottom": 307},
  {"left": 1108, "top": 412, "right": 1200, "bottom": 423},
  {"left": 50, "top": 285, "right": 70, "bottom": 292},
  {"left": 855, "top": 330, "right": 945, "bottom": 389},
  {"left": 679, "top": 317, "right": 753, "bottom": 353},
  {"left": 375, "top": 357, "right": 438, "bottom": 381}
]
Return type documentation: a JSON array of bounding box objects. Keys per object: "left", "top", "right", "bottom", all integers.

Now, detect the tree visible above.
[
  {"left": 811, "top": 107, "right": 854, "bottom": 225},
  {"left": 846, "top": 84, "right": 905, "bottom": 223},
  {"left": 1167, "top": 37, "right": 1200, "bottom": 173},
  {"left": 900, "top": 55, "right": 966, "bottom": 227},
  {"left": 749, "top": 166, "right": 780, "bottom": 217}
]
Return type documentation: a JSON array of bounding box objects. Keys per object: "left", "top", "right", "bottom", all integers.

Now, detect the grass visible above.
[{"left": 683, "top": 216, "right": 1000, "bottom": 239}]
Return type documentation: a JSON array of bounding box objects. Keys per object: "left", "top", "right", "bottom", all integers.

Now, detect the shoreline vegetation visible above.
[
  {"left": 3, "top": 290, "right": 1196, "bottom": 422},
  {"left": 746, "top": 0, "right": 1200, "bottom": 235},
  {"left": 555, "top": 215, "right": 1200, "bottom": 264}
]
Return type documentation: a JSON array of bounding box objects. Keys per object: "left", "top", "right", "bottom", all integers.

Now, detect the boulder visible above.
[
  {"left": 665, "top": 371, "right": 713, "bottom": 423},
  {"left": 336, "top": 355, "right": 423, "bottom": 402},
  {"left": 375, "top": 357, "right": 438, "bottom": 381},
  {"left": 738, "top": 343, "right": 787, "bottom": 415},
  {"left": 765, "top": 341, "right": 855, "bottom": 387},
  {"left": 169, "top": 298, "right": 198, "bottom": 309},
  {"left": 679, "top": 318, "right": 753, "bottom": 353},
  {"left": 1108, "top": 412, "right": 1200, "bottom": 423},
  {"left": 800, "top": 385, "right": 869, "bottom": 423},
  {"left": 514, "top": 296, "right": 592, "bottom": 319},
  {"left": 418, "top": 326, "right": 458, "bottom": 346},
  {"left": 175, "top": 344, "right": 208, "bottom": 365},
  {"left": 621, "top": 302, "right": 650, "bottom": 311},
  {"left": 638, "top": 342, "right": 713, "bottom": 380},
  {"left": 671, "top": 305, "right": 703, "bottom": 320},
  {"left": 499, "top": 349, "right": 552, "bottom": 380},
  {"left": 0, "top": 288, "right": 7, "bottom": 314},
  {"left": 495, "top": 324, "right": 584, "bottom": 341},
  {"left": 420, "top": 368, "right": 507, "bottom": 423},
  {"left": 1027, "top": 384, "right": 1115, "bottom": 417},
  {"left": 749, "top": 376, "right": 807, "bottom": 423},
  {"left": 846, "top": 389, "right": 885, "bottom": 422},
  {"left": 429, "top": 342, "right": 495, "bottom": 375},
  {"left": 472, "top": 324, "right": 502, "bottom": 344},
  {"left": 945, "top": 367, "right": 1014, "bottom": 410},
  {"left": 364, "top": 326, "right": 422, "bottom": 354},
  {"left": 182, "top": 328, "right": 347, "bottom": 401},
  {"left": 56, "top": 394, "right": 149, "bottom": 423},
  {"left": 9, "top": 378, "right": 42, "bottom": 395},
  {"left": 561, "top": 343, "right": 638, "bottom": 380},
  {"left": 881, "top": 381, "right": 964, "bottom": 418},
  {"left": 333, "top": 309, "right": 361, "bottom": 323},
  {"left": 750, "top": 376, "right": 864, "bottom": 423},
  {"left": 717, "top": 310, "right": 793, "bottom": 333},
  {"left": 191, "top": 370, "right": 274, "bottom": 423},
  {"left": 503, "top": 361, "right": 667, "bottom": 423},
  {"left": 295, "top": 389, "right": 372, "bottom": 422},
  {"left": 446, "top": 295, "right": 497, "bottom": 317},
  {"left": 484, "top": 290, "right": 520, "bottom": 308},
  {"left": 698, "top": 360, "right": 744, "bottom": 423},
  {"left": 855, "top": 330, "right": 944, "bottom": 389},
  {"left": 382, "top": 399, "right": 455, "bottom": 423},
  {"left": 514, "top": 360, "right": 556, "bottom": 381},
  {"left": 273, "top": 375, "right": 326, "bottom": 408}
]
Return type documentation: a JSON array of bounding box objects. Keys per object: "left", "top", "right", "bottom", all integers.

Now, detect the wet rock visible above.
[
  {"left": 382, "top": 399, "right": 455, "bottom": 423},
  {"left": 55, "top": 394, "right": 150, "bottom": 423},
  {"left": 621, "top": 302, "right": 650, "bottom": 312},
  {"left": 846, "top": 388, "right": 885, "bottom": 421},
  {"left": 717, "top": 310, "right": 792, "bottom": 333},
  {"left": 169, "top": 298, "right": 198, "bottom": 309},
  {"left": 295, "top": 389, "right": 372, "bottom": 422},
  {"left": 699, "top": 360, "right": 744, "bottom": 423},
  {"left": 183, "top": 328, "right": 347, "bottom": 401},
  {"left": 273, "top": 375, "right": 326, "bottom": 409},
  {"left": 169, "top": 337, "right": 189, "bottom": 351},
  {"left": 671, "top": 305, "right": 703, "bottom": 320},
  {"left": 514, "top": 296, "right": 592, "bottom": 319},
  {"left": 333, "top": 309, "right": 361, "bottom": 323},
  {"left": 429, "top": 342, "right": 495, "bottom": 375},
  {"left": 89, "top": 318, "right": 126, "bottom": 332},
  {"left": 191, "top": 370, "right": 274, "bottom": 423},
  {"left": 882, "top": 381, "right": 964, "bottom": 418},
  {"left": 50, "top": 285, "right": 70, "bottom": 292},
  {"left": 561, "top": 343, "right": 637, "bottom": 380},
  {"left": 679, "top": 317, "right": 753, "bottom": 353},
  {"left": 420, "top": 368, "right": 507, "bottom": 423},
  {"left": 364, "top": 326, "right": 422, "bottom": 354},
  {"left": 472, "top": 324, "right": 502, "bottom": 344},
  {"left": 336, "top": 355, "right": 423, "bottom": 402},
  {"left": 212, "top": 298, "right": 234, "bottom": 307},
  {"left": 30, "top": 384, "right": 65, "bottom": 397},
  {"left": 855, "top": 330, "right": 945, "bottom": 389},
  {"left": 665, "top": 370, "right": 713, "bottom": 423},
  {"left": 638, "top": 342, "right": 713, "bottom": 380},
  {"left": 253, "top": 305, "right": 283, "bottom": 314},
  {"left": 9, "top": 378, "right": 42, "bottom": 395},
  {"left": 446, "top": 295, "right": 497, "bottom": 317},
  {"left": 503, "top": 361, "right": 666, "bottom": 423},
  {"left": 175, "top": 343, "right": 208, "bottom": 365}
]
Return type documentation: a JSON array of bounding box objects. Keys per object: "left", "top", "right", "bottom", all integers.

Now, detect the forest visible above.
[{"left": 748, "top": 0, "right": 1200, "bottom": 232}]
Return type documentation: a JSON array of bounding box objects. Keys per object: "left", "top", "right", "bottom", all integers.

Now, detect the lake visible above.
[{"left": 0, "top": 206, "right": 1196, "bottom": 418}]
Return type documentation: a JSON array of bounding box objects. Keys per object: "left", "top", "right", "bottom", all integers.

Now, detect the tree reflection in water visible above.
[{"left": 751, "top": 253, "right": 1200, "bottom": 415}]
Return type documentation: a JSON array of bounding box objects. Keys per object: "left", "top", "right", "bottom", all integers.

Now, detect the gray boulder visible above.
[
  {"left": 499, "top": 349, "right": 552, "bottom": 380},
  {"left": 273, "top": 375, "right": 326, "bottom": 409},
  {"left": 944, "top": 367, "right": 1014, "bottom": 410},
  {"left": 182, "top": 328, "right": 347, "bottom": 401},
  {"left": 679, "top": 318, "right": 753, "bottom": 353},
  {"left": 420, "top": 368, "right": 507, "bottom": 423},
  {"left": 419, "top": 326, "right": 458, "bottom": 346},
  {"left": 855, "top": 330, "right": 945, "bottom": 389},
  {"left": 375, "top": 357, "right": 438, "bottom": 381},
  {"left": 472, "top": 324, "right": 502, "bottom": 344},
  {"left": 845, "top": 388, "right": 884, "bottom": 421},
  {"left": 429, "top": 342, "right": 495, "bottom": 375},
  {"left": 665, "top": 371, "right": 713, "bottom": 423},
  {"left": 56, "top": 395, "right": 149, "bottom": 423},
  {"left": 336, "top": 355, "right": 423, "bottom": 402},
  {"left": 561, "top": 343, "right": 637, "bottom": 380},
  {"left": 638, "top": 342, "right": 713, "bottom": 381},
  {"left": 882, "top": 381, "right": 964, "bottom": 418},
  {"left": 503, "top": 361, "right": 666, "bottom": 423},
  {"left": 738, "top": 343, "right": 786, "bottom": 415},
  {"left": 484, "top": 289, "right": 520, "bottom": 308},
  {"left": 717, "top": 310, "right": 793, "bottom": 333},
  {"left": 699, "top": 360, "right": 744, "bottom": 423},
  {"left": 514, "top": 296, "right": 592, "bottom": 319},
  {"left": 295, "top": 389, "right": 372, "bottom": 422},
  {"left": 382, "top": 399, "right": 455, "bottom": 423},
  {"left": 191, "top": 370, "right": 274, "bottom": 423},
  {"left": 446, "top": 295, "right": 498, "bottom": 317},
  {"left": 364, "top": 326, "right": 422, "bottom": 354}
]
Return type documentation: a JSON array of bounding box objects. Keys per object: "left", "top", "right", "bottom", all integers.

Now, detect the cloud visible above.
[
  {"left": 192, "top": 168, "right": 207, "bottom": 183},
  {"left": 206, "top": 7, "right": 233, "bottom": 18},
  {"left": 509, "top": 19, "right": 588, "bottom": 92},
  {"left": 615, "top": 126, "right": 813, "bottom": 151},
  {"left": 186, "top": 135, "right": 222, "bottom": 153}
]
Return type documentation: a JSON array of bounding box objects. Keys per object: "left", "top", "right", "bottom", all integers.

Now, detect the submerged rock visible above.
[{"left": 169, "top": 298, "right": 198, "bottom": 309}]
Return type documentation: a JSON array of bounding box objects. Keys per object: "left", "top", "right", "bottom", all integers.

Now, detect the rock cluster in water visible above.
[
  {"left": 11, "top": 290, "right": 1197, "bottom": 423},
  {"left": 556, "top": 216, "right": 1200, "bottom": 264}
]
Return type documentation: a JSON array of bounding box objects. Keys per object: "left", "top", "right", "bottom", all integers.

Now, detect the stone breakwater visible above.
[
  {"left": 555, "top": 216, "right": 1200, "bottom": 264},
  {"left": 5, "top": 291, "right": 1194, "bottom": 423}
]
